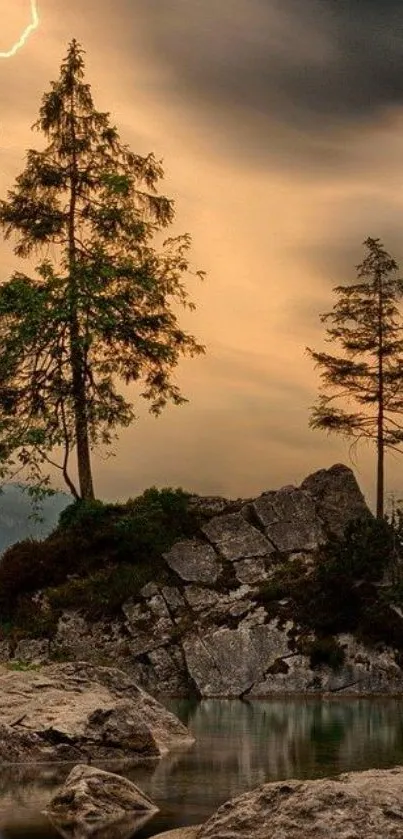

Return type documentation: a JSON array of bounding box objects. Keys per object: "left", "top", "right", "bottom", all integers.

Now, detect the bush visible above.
[
  {"left": 57, "top": 498, "right": 113, "bottom": 531},
  {"left": 316, "top": 516, "right": 394, "bottom": 586},
  {"left": 255, "top": 556, "right": 307, "bottom": 607},
  {"left": 46, "top": 562, "right": 165, "bottom": 619},
  {"left": 254, "top": 515, "right": 401, "bottom": 642},
  {"left": 306, "top": 636, "right": 345, "bottom": 671},
  {"left": 0, "top": 486, "right": 198, "bottom": 625}
]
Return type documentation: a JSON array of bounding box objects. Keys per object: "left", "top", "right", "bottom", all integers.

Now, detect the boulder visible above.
[
  {"left": 233, "top": 557, "right": 267, "bottom": 584},
  {"left": 0, "top": 662, "right": 193, "bottom": 764},
  {"left": 122, "top": 601, "right": 174, "bottom": 656},
  {"left": 183, "top": 621, "right": 292, "bottom": 696},
  {"left": 187, "top": 495, "right": 249, "bottom": 517},
  {"left": 47, "top": 764, "right": 157, "bottom": 832},
  {"left": 301, "top": 462, "right": 370, "bottom": 537},
  {"left": 198, "top": 766, "right": 403, "bottom": 839},
  {"left": 202, "top": 512, "right": 274, "bottom": 561},
  {"left": 248, "top": 653, "right": 321, "bottom": 695},
  {"left": 13, "top": 638, "right": 50, "bottom": 664},
  {"left": 164, "top": 539, "right": 222, "bottom": 584},
  {"left": 253, "top": 486, "right": 325, "bottom": 552}
]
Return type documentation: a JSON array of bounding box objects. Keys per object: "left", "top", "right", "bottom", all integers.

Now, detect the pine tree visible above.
[
  {"left": 0, "top": 40, "right": 205, "bottom": 500},
  {"left": 307, "top": 237, "right": 403, "bottom": 519}
]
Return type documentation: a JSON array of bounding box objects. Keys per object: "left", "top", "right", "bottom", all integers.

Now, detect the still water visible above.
[{"left": 2, "top": 697, "right": 403, "bottom": 837}]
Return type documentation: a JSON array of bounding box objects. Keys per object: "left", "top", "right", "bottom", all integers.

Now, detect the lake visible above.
[{"left": 2, "top": 697, "right": 403, "bottom": 837}]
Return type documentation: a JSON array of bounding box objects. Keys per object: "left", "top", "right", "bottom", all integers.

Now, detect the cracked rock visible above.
[{"left": 164, "top": 539, "right": 222, "bottom": 584}]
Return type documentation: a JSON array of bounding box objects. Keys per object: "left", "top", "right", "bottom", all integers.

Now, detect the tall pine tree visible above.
[
  {"left": 307, "top": 237, "right": 403, "bottom": 519},
  {"left": 0, "top": 40, "right": 205, "bottom": 499}
]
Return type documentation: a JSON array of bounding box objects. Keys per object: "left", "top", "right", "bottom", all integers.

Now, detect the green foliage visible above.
[
  {"left": 58, "top": 498, "right": 113, "bottom": 531},
  {"left": 317, "top": 516, "right": 393, "bottom": 585},
  {"left": 305, "top": 636, "right": 345, "bottom": 671},
  {"left": 256, "top": 556, "right": 307, "bottom": 606},
  {"left": 256, "top": 515, "right": 400, "bottom": 643},
  {"left": 46, "top": 564, "right": 158, "bottom": 619},
  {"left": 6, "top": 661, "right": 41, "bottom": 672},
  {"left": 0, "top": 486, "right": 198, "bottom": 628}
]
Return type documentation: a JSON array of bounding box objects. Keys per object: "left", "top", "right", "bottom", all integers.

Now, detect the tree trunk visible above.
[
  {"left": 376, "top": 423, "right": 384, "bottom": 520},
  {"left": 68, "top": 82, "right": 94, "bottom": 501},
  {"left": 376, "top": 270, "right": 384, "bottom": 520}
]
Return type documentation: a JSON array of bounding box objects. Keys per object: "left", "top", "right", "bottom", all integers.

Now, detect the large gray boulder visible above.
[
  {"left": 164, "top": 539, "right": 222, "bottom": 583},
  {"left": 47, "top": 764, "right": 157, "bottom": 834},
  {"left": 183, "top": 621, "right": 292, "bottom": 696},
  {"left": 252, "top": 486, "right": 326, "bottom": 552},
  {"left": 198, "top": 767, "right": 403, "bottom": 838},
  {"left": 201, "top": 513, "right": 274, "bottom": 561},
  {"left": 0, "top": 662, "right": 193, "bottom": 764},
  {"left": 301, "top": 462, "right": 370, "bottom": 537}
]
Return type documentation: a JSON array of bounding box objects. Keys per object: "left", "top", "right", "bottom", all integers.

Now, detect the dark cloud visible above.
[{"left": 131, "top": 0, "right": 403, "bottom": 167}]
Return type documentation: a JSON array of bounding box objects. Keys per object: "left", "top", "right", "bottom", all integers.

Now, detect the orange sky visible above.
[{"left": 1, "top": 0, "right": 403, "bottom": 509}]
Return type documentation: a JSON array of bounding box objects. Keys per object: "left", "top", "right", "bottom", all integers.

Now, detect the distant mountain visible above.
[{"left": 0, "top": 484, "right": 70, "bottom": 555}]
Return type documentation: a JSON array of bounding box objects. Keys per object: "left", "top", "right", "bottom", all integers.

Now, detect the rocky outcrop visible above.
[
  {"left": 252, "top": 486, "right": 326, "bottom": 552},
  {"left": 197, "top": 766, "right": 403, "bottom": 839},
  {"left": 47, "top": 764, "right": 157, "bottom": 834},
  {"left": 5, "top": 464, "right": 398, "bottom": 698},
  {"left": 301, "top": 462, "right": 370, "bottom": 537},
  {"left": 183, "top": 620, "right": 292, "bottom": 697},
  {"left": 0, "top": 662, "right": 193, "bottom": 764},
  {"left": 164, "top": 540, "right": 222, "bottom": 584}
]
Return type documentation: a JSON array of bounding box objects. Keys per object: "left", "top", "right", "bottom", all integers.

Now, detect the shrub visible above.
[
  {"left": 46, "top": 562, "right": 165, "bottom": 619},
  {"left": 306, "top": 636, "right": 345, "bottom": 671},
  {"left": 0, "top": 486, "right": 197, "bottom": 621},
  {"left": 57, "top": 498, "right": 111, "bottom": 531},
  {"left": 255, "top": 515, "right": 401, "bottom": 643},
  {"left": 316, "top": 516, "right": 394, "bottom": 586}
]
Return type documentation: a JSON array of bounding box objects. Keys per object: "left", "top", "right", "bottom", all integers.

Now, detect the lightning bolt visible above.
[{"left": 0, "top": 0, "right": 39, "bottom": 58}]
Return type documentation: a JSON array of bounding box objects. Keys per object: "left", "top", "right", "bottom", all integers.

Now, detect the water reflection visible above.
[
  {"left": 47, "top": 812, "right": 155, "bottom": 839},
  {"left": 1, "top": 698, "right": 403, "bottom": 838}
]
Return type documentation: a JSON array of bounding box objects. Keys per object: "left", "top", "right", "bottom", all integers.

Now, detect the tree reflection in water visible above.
[{"left": 1, "top": 698, "right": 403, "bottom": 838}]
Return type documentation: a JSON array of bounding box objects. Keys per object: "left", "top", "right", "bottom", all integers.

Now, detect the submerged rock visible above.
[
  {"left": 47, "top": 764, "right": 157, "bottom": 834},
  {"left": 0, "top": 662, "right": 194, "bottom": 764},
  {"left": 198, "top": 766, "right": 403, "bottom": 838}
]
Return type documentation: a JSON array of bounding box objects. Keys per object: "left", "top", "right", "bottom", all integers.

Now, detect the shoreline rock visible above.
[
  {"left": 0, "top": 662, "right": 194, "bottom": 764},
  {"left": 197, "top": 766, "right": 403, "bottom": 838}
]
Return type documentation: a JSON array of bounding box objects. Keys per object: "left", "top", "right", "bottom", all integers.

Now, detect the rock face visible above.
[
  {"left": 301, "top": 462, "right": 370, "bottom": 537},
  {"left": 47, "top": 764, "right": 157, "bottom": 830},
  {"left": 0, "top": 662, "right": 193, "bottom": 764},
  {"left": 197, "top": 767, "right": 403, "bottom": 839},
  {"left": 164, "top": 539, "right": 222, "bottom": 584},
  {"left": 5, "top": 464, "right": 400, "bottom": 698},
  {"left": 183, "top": 621, "right": 292, "bottom": 697},
  {"left": 252, "top": 486, "right": 326, "bottom": 552}
]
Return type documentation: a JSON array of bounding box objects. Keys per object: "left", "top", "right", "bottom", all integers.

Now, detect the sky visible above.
[{"left": 0, "top": 0, "right": 403, "bottom": 509}]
